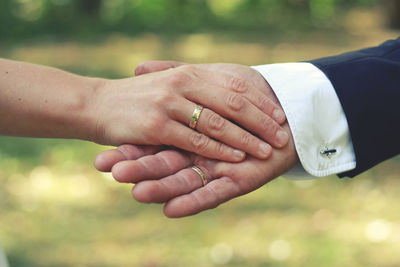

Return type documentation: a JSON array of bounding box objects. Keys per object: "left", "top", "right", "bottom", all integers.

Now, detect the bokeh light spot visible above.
[
  {"left": 210, "top": 243, "right": 233, "bottom": 265},
  {"left": 365, "top": 219, "right": 390, "bottom": 243},
  {"left": 269, "top": 239, "right": 291, "bottom": 261},
  {"left": 30, "top": 166, "right": 53, "bottom": 192}
]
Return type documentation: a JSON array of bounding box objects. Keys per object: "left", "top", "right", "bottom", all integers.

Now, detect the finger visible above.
[
  {"left": 112, "top": 149, "right": 193, "bottom": 183},
  {"left": 177, "top": 69, "right": 288, "bottom": 148},
  {"left": 129, "top": 154, "right": 267, "bottom": 205},
  {"left": 162, "top": 121, "right": 246, "bottom": 162},
  {"left": 135, "top": 61, "right": 185, "bottom": 76},
  {"left": 163, "top": 176, "right": 242, "bottom": 218},
  {"left": 188, "top": 65, "right": 286, "bottom": 124},
  {"left": 131, "top": 156, "right": 262, "bottom": 206},
  {"left": 94, "top": 144, "right": 162, "bottom": 172},
  {"left": 132, "top": 166, "right": 215, "bottom": 203},
  {"left": 135, "top": 62, "right": 286, "bottom": 125},
  {"left": 195, "top": 63, "right": 282, "bottom": 107},
  {"left": 161, "top": 140, "right": 297, "bottom": 218},
  {"left": 168, "top": 100, "right": 272, "bottom": 159}
]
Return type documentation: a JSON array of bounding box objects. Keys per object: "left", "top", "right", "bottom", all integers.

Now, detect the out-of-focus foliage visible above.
[{"left": 0, "top": 0, "right": 389, "bottom": 41}]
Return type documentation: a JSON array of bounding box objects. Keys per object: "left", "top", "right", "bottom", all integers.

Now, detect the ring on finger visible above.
[
  {"left": 191, "top": 166, "right": 207, "bottom": 186},
  {"left": 189, "top": 105, "right": 204, "bottom": 129}
]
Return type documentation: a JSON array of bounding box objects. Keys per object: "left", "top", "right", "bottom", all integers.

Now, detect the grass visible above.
[{"left": 0, "top": 16, "right": 400, "bottom": 266}]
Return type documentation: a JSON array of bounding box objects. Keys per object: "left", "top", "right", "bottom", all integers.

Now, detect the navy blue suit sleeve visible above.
[{"left": 310, "top": 38, "right": 400, "bottom": 178}]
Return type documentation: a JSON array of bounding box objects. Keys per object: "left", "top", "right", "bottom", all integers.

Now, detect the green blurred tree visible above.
[
  {"left": 2, "top": 0, "right": 398, "bottom": 41},
  {"left": 78, "top": 0, "right": 102, "bottom": 16}
]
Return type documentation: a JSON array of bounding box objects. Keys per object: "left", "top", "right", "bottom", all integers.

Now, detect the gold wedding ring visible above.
[
  {"left": 189, "top": 105, "right": 204, "bottom": 129},
  {"left": 191, "top": 166, "right": 207, "bottom": 186}
]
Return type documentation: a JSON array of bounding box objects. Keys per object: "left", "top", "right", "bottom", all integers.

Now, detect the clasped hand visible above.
[{"left": 94, "top": 62, "right": 298, "bottom": 217}]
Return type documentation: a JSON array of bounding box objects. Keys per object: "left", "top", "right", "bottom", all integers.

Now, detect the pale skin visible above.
[
  {"left": 0, "top": 58, "right": 289, "bottom": 162},
  {"left": 95, "top": 61, "right": 300, "bottom": 218}
]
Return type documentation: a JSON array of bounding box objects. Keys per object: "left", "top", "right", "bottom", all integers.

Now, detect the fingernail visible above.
[
  {"left": 233, "top": 149, "right": 245, "bottom": 160},
  {"left": 272, "top": 109, "right": 286, "bottom": 123},
  {"left": 276, "top": 130, "right": 289, "bottom": 147},
  {"left": 259, "top": 143, "right": 272, "bottom": 158}
]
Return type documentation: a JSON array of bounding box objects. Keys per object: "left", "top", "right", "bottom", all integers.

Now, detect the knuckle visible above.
[
  {"left": 257, "top": 95, "right": 272, "bottom": 112},
  {"left": 240, "top": 133, "right": 252, "bottom": 147},
  {"left": 214, "top": 142, "right": 226, "bottom": 158},
  {"left": 226, "top": 76, "right": 248, "bottom": 93},
  {"left": 226, "top": 93, "right": 245, "bottom": 111},
  {"left": 208, "top": 113, "right": 226, "bottom": 132},
  {"left": 164, "top": 69, "right": 192, "bottom": 88},
  {"left": 260, "top": 116, "right": 277, "bottom": 132},
  {"left": 153, "top": 90, "right": 175, "bottom": 105},
  {"left": 189, "top": 132, "right": 209, "bottom": 152}
]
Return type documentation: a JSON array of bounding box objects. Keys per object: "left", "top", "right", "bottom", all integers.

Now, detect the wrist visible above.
[{"left": 72, "top": 77, "right": 108, "bottom": 144}]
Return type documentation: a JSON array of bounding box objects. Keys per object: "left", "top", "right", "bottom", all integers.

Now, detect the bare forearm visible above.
[
  {"left": 0, "top": 60, "right": 289, "bottom": 163},
  {"left": 0, "top": 58, "right": 100, "bottom": 141}
]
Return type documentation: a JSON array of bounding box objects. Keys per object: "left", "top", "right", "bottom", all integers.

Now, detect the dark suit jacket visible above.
[{"left": 310, "top": 38, "right": 400, "bottom": 178}]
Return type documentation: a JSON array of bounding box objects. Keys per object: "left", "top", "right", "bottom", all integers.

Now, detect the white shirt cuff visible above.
[{"left": 252, "top": 63, "right": 356, "bottom": 179}]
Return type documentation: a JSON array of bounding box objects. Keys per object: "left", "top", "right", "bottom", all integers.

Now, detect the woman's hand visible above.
[
  {"left": 0, "top": 58, "right": 286, "bottom": 163},
  {"left": 92, "top": 64, "right": 289, "bottom": 162}
]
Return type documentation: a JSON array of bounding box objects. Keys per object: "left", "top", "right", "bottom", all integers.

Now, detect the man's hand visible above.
[
  {"left": 95, "top": 119, "right": 297, "bottom": 218},
  {"left": 94, "top": 62, "right": 299, "bottom": 218},
  {"left": 135, "top": 61, "right": 282, "bottom": 108}
]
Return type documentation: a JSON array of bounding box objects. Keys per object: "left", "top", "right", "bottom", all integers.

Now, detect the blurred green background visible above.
[{"left": 1, "top": 0, "right": 400, "bottom": 266}]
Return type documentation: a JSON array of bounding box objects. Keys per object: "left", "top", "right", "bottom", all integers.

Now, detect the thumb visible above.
[
  {"left": 94, "top": 144, "right": 162, "bottom": 172},
  {"left": 135, "top": 61, "right": 185, "bottom": 76}
]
